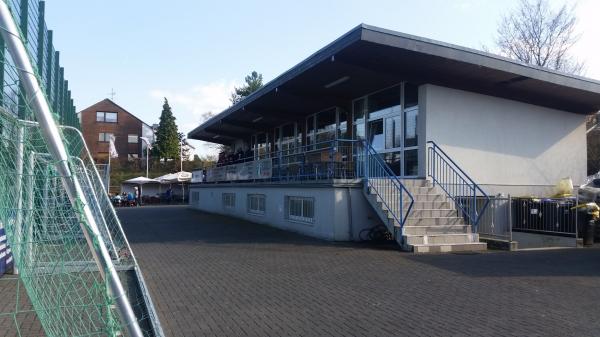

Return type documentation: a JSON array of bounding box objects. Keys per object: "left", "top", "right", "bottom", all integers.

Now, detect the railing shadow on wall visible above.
[{"left": 427, "top": 141, "right": 490, "bottom": 231}]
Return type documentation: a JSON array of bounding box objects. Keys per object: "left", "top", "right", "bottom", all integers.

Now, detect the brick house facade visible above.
[{"left": 78, "top": 98, "right": 154, "bottom": 163}]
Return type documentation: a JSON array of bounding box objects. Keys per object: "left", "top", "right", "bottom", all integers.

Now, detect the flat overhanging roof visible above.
[{"left": 190, "top": 24, "right": 600, "bottom": 144}]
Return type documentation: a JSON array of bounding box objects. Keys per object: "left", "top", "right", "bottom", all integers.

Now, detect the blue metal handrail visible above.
[
  {"left": 357, "top": 140, "right": 414, "bottom": 228},
  {"left": 426, "top": 141, "right": 490, "bottom": 230}
]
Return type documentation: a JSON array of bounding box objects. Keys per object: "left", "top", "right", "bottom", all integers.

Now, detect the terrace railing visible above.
[
  {"left": 204, "top": 139, "right": 360, "bottom": 183},
  {"left": 427, "top": 141, "right": 490, "bottom": 231},
  {"left": 357, "top": 140, "right": 414, "bottom": 228}
]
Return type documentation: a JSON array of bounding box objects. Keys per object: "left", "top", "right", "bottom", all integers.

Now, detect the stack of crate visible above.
[{"left": 0, "top": 223, "right": 14, "bottom": 275}]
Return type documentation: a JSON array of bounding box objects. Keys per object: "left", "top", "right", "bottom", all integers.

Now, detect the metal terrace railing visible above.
[
  {"left": 359, "top": 139, "right": 414, "bottom": 228},
  {"left": 427, "top": 141, "right": 490, "bottom": 231},
  {"left": 206, "top": 139, "right": 361, "bottom": 182}
]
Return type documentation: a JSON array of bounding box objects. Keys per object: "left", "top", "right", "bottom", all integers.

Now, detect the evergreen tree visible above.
[
  {"left": 230, "top": 71, "right": 264, "bottom": 105},
  {"left": 155, "top": 98, "right": 180, "bottom": 161}
]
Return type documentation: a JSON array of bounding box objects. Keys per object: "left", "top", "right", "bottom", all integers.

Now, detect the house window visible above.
[
  {"left": 223, "top": 193, "right": 235, "bottom": 208},
  {"left": 128, "top": 153, "right": 139, "bottom": 161},
  {"left": 98, "top": 132, "right": 114, "bottom": 142},
  {"left": 128, "top": 134, "right": 138, "bottom": 143},
  {"left": 96, "top": 111, "right": 118, "bottom": 123},
  {"left": 247, "top": 194, "right": 265, "bottom": 215},
  {"left": 286, "top": 196, "right": 315, "bottom": 223}
]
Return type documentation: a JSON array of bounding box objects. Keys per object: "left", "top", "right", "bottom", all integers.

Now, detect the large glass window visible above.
[
  {"left": 252, "top": 133, "right": 269, "bottom": 159},
  {"left": 385, "top": 116, "right": 402, "bottom": 149},
  {"left": 306, "top": 115, "right": 315, "bottom": 147},
  {"left": 338, "top": 110, "right": 349, "bottom": 139},
  {"left": 367, "top": 85, "right": 401, "bottom": 120},
  {"left": 353, "top": 99, "right": 366, "bottom": 141},
  {"left": 281, "top": 123, "right": 296, "bottom": 154},
  {"left": 368, "top": 119, "right": 384, "bottom": 150},
  {"left": 315, "top": 108, "right": 336, "bottom": 147},
  {"left": 404, "top": 83, "right": 419, "bottom": 148}
]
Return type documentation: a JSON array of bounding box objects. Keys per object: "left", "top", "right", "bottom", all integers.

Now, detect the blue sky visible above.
[{"left": 45, "top": 0, "right": 600, "bottom": 156}]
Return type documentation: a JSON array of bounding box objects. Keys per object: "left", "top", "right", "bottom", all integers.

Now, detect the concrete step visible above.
[
  {"left": 369, "top": 190, "right": 450, "bottom": 205},
  {"left": 404, "top": 217, "right": 465, "bottom": 227},
  {"left": 404, "top": 233, "right": 478, "bottom": 245},
  {"left": 369, "top": 178, "right": 430, "bottom": 188},
  {"left": 402, "top": 224, "right": 472, "bottom": 235},
  {"left": 411, "top": 194, "right": 449, "bottom": 202},
  {"left": 382, "top": 207, "right": 457, "bottom": 218},
  {"left": 408, "top": 208, "right": 458, "bottom": 218},
  {"left": 409, "top": 242, "right": 488, "bottom": 254}
]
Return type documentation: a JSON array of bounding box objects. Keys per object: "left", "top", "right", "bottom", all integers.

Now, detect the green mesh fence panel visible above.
[
  {"left": 0, "top": 110, "right": 161, "bottom": 337},
  {"left": 0, "top": 1, "right": 161, "bottom": 336}
]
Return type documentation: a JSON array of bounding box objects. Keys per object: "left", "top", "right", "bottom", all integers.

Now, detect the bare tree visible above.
[{"left": 495, "top": 0, "right": 584, "bottom": 74}]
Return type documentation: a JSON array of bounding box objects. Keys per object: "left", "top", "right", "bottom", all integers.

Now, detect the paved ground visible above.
[
  {"left": 120, "top": 206, "right": 600, "bottom": 337},
  {"left": 2, "top": 205, "right": 600, "bottom": 337}
]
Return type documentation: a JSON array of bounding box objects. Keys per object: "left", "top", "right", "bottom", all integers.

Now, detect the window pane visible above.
[
  {"left": 105, "top": 112, "right": 118, "bottom": 123},
  {"left": 353, "top": 122, "right": 365, "bottom": 141},
  {"left": 384, "top": 152, "right": 401, "bottom": 176},
  {"left": 404, "top": 149, "right": 419, "bottom": 176},
  {"left": 368, "top": 85, "right": 400, "bottom": 120},
  {"left": 98, "top": 133, "right": 104, "bottom": 141},
  {"left": 316, "top": 108, "right": 336, "bottom": 147},
  {"left": 404, "top": 83, "right": 418, "bottom": 109},
  {"left": 368, "top": 120, "right": 384, "bottom": 150},
  {"left": 353, "top": 99, "right": 365, "bottom": 124},
  {"left": 128, "top": 134, "right": 138, "bottom": 143},
  {"left": 96, "top": 112, "right": 104, "bottom": 122},
  {"left": 404, "top": 108, "right": 418, "bottom": 147},
  {"left": 338, "top": 110, "right": 349, "bottom": 139},
  {"left": 306, "top": 116, "right": 315, "bottom": 147}
]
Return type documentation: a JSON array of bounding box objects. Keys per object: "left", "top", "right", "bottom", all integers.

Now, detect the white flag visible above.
[
  {"left": 108, "top": 135, "right": 118, "bottom": 158},
  {"left": 140, "top": 136, "right": 153, "bottom": 149}
]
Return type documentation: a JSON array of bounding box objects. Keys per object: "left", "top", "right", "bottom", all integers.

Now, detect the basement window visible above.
[
  {"left": 247, "top": 194, "right": 265, "bottom": 215},
  {"left": 223, "top": 193, "right": 235, "bottom": 209},
  {"left": 286, "top": 196, "right": 315, "bottom": 223}
]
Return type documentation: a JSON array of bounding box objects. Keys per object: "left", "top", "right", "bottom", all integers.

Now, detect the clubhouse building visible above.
[{"left": 188, "top": 24, "right": 600, "bottom": 253}]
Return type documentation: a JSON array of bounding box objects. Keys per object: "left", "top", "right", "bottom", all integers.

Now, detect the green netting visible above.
[
  {"left": 0, "top": 1, "right": 160, "bottom": 336},
  {"left": 0, "top": 110, "right": 160, "bottom": 337}
]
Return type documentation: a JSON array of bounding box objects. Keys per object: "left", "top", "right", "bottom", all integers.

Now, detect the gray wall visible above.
[
  {"left": 421, "top": 84, "right": 587, "bottom": 196},
  {"left": 189, "top": 184, "right": 381, "bottom": 241}
]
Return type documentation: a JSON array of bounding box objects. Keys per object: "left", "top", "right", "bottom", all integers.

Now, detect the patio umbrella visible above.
[{"left": 122, "top": 176, "right": 159, "bottom": 185}]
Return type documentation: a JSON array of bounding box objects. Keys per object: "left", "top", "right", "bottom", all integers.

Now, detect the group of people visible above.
[
  {"left": 111, "top": 186, "right": 142, "bottom": 207},
  {"left": 111, "top": 185, "right": 176, "bottom": 207},
  {"left": 217, "top": 148, "right": 254, "bottom": 166}
]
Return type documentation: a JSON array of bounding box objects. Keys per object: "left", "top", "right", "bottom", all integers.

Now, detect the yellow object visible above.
[
  {"left": 552, "top": 177, "right": 574, "bottom": 198},
  {"left": 572, "top": 202, "right": 600, "bottom": 220}
]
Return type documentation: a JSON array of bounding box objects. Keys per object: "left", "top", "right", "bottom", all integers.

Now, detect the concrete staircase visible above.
[{"left": 364, "top": 178, "right": 487, "bottom": 253}]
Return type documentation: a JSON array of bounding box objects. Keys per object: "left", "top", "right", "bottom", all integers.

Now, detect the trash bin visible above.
[{"left": 583, "top": 219, "right": 596, "bottom": 246}]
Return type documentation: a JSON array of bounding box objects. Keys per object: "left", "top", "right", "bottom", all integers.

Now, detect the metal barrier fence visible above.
[
  {"left": 477, "top": 196, "right": 512, "bottom": 241},
  {"left": 512, "top": 197, "right": 578, "bottom": 237},
  {"left": 478, "top": 195, "right": 579, "bottom": 240}
]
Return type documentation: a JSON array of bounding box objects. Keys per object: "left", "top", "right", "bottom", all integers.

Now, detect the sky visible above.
[{"left": 44, "top": 0, "right": 600, "bottom": 156}]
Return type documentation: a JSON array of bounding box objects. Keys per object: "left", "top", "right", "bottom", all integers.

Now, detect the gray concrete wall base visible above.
[
  {"left": 512, "top": 231, "right": 577, "bottom": 249},
  {"left": 189, "top": 185, "right": 381, "bottom": 241}
]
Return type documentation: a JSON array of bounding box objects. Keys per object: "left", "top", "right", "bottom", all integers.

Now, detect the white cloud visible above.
[{"left": 149, "top": 80, "right": 238, "bottom": 157}]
